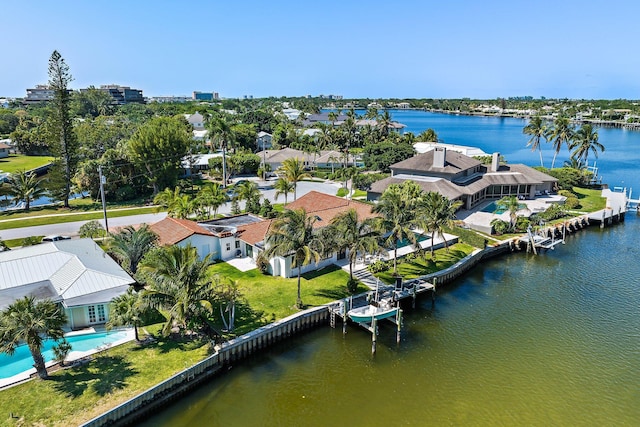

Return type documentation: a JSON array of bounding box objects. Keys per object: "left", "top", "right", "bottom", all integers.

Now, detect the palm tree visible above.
[
  {"left": 335, "top": 167, "right": 358, "bottom": 198},
  {"left": 207, "top": 116, "right": 235, "bottom": 188},
  {"left": 523, "top": 115, "right": 548, "bottom": 167},
  {"left": 498, "top": 196, "right": 521, "bottom": 230},
  {"left": 153, "top": 186, "right": 182, "bottom": 213},
  {"left": 274, "top": 177, "right": 294, "bottom": 206},
  {"left": 418, "top": 128, "right": 439, "bottom": 142},
  {"left": 571, "top": 124, "right": 604, "bottom": 165},
  {"left": 377, "top": 110, "right": 393, "bottom": 137},
  {"left": 327, "top": 153, "right": 340, "bottom": 175},
  {"left": 235, "top": 180, "right": 260, "bottom": 204},
  {"left": 107, "top": 288, "right": 143, "bottom": 341},
  {"left": 417, "top": 192, "right": 463, "bottom": 257},
  {"left": 372, "top": 182, "right": 419, "bottom": 275},
  {"left": 278, "top": 157, "right": 311, "bottom": 201},
  {"left": 6, "top": 169, "right": 47, "bottom": 211},
  {"left": 548, "top": 116, "right": 575, "bottom": 169},
  {"left": 264, "top": 208, "right": 322, "bottom": 309},
  {"left": 0, "top": 297, "right": 67, "bottom": 379},
  {"left": 197, "top": 182, "right": 227, "bottom": 219},
  {"left": 139, "top": 245, "right": 214, "bottom": 336},
  {"left": 330, "top": 208, "right": 380, "bottom": 280},
  {"left": 153, "top": 187, "right": 194, "bottom": 219},
  {"left": 108, "top": 224, "right": 158, "bottom": 274}
]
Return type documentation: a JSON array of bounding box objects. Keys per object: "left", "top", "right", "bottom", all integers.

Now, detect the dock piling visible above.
[{"left": 371, "top": 318, "right": 377, "bottom": 355}]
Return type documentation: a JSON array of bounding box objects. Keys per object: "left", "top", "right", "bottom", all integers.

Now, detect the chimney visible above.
[
  {"left": 433, "top": 147, "right": 446, "bottom": 168},
  {"left": 491, "top": 152, "right": 500, "bottom": 172}
]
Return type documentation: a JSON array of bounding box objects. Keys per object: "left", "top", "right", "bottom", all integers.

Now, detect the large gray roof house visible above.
[
  {"left": 0, "top": 239, "right": 136, "bottom": 329},
  {"left": 368, "top": 147, "right": 557, "bottom": 210}
]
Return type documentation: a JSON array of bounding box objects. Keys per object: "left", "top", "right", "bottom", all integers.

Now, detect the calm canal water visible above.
[{"left": 141, "top": 112, "right": 640, "bottom": 426}]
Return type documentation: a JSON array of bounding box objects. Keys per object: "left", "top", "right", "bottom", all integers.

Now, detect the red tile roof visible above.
[
  {"left": 237, "top": 192, "right": 378, "bottom": 244},
  {"left": 236, "top": 219, "right": 273, "bottom": 245},
  {"left": 150, "top": 217, "right": 214, "bottom": 246}
]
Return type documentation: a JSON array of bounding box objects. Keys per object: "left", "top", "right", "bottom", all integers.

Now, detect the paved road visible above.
[{"left": 0, "top": 180, "right": 342, "bottom": 240}]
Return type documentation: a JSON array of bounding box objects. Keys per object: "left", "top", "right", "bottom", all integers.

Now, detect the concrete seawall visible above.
[{"left": 82, "top": 208, "right": 624, "bottom": 426}]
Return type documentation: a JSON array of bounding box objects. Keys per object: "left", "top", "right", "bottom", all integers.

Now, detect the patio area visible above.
[{"left": 457, "top": 195, "right": 566, "bottom": 234}]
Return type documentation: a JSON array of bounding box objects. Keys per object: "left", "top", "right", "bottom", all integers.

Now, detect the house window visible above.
[
  {"left": 226, "top": 243, "right": 231, "bottom": 251},
  {"left": 87, "top": 305, "right": 106, "bottom": 323},
  {"left": 235, "top": 240, "right": 240, "bottom": 249}
]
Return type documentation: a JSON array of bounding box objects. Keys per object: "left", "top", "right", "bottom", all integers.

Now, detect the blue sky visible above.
[{"left": 3, "top": 0, "right": 640, "bottom": 99}]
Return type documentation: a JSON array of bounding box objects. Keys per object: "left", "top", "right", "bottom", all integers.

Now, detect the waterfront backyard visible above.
[{"left": 0, "top": 262, "right": 365, "bottom": 425}]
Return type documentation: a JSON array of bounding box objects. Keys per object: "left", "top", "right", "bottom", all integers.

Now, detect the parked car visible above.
[{"left": 42, "top": 235, "right": 71, "bottom": 242}]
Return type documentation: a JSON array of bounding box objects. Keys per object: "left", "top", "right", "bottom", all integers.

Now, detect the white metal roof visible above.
[{"left": 0, "top": 239, "right": 135, "bottom": 309}]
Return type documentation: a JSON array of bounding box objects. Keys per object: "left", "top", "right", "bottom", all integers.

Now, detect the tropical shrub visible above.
[
  {"left": 558, "top": 189, "right": 577, "bottom": 199},
  {"left": 255, "top": 252, "right": 270, "bottom": 274},
  {"left": 490, "top": 219, "right": 511, "bottom": 235},
  {"left": 368, "top": 260, "right": 390, "bottom": 273},
  {"left": 564, "top": 197, "right": 580, "bottom": 209},
  {"left": 21, "top": 236, "right": 41, "bottom": 246},
  {"left": 353, "top": 172, "right": 388, "bottom": 191},
  {"left": 79, "top": 220, "right": 106, "bottom": 238},
  {"left": 52, "top": 339, "right": 72, "bottom": 366}
]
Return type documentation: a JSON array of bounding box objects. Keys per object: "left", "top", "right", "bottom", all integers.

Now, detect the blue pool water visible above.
[
  {"left": 481, "top": 201, "right": 527, "bottom": 214},
  {"left": 0, "top": 330, "right": 130, "bottom": 379}
]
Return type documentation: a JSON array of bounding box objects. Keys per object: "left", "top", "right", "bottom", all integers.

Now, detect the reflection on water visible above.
[{"left": 141, "top": 215, "right": 640, "bottom": 426}]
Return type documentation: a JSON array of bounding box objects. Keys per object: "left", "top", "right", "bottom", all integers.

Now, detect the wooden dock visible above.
[{"left": 328, "top": 279, "right": 436, "bottom": 353}]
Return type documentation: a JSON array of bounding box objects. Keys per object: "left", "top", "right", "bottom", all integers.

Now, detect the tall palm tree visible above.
[
  {"left": 139, "top": 245, "right": 214, "bottom": 336},
  {"left": 197, "top": 182, "right": 227, "bottom": 219},
  {"left": 153, "top": 186, "right": 182, "bottom": 213},
  {"left": 108, "top": 224, "right": 158, "bottom": 275},
  {"left": 377, "top": 110, "right": 393, "bottom": 137},
  {"left": 418, "top": 128, "right": 439, "bottom": 142},
  {"left": 0, "top": 297, "right": 67, "bottom": 379},
  {"left": 330, "top": 208, "right": 380, "bottom": 280},
  {"left": 523, "top": 115, "right": 548, "bottom": 167},
  {"left": 278, "top": 157, "right": 311, "bottom": 201},
  {"left": 372, "top": 182, "right": 419, "bottom": 275},
  {"left": 498, "top": 196, "right": 521, "bottom": 230},
  {"left": 274, "top": 177, "right": 294, "bottom": 206},
  {"left": 107, "top": 288, "right": 143, "bottom": 341},
  {"left": 571, "top": 124, "right": 604, "bottom": 165},
  {"left": 264, "top": 208, "right": 322, "bottom": 309},
  {"left": 417, "top": 192, "right": 463, "bottom": 257},
  {"left": 548, "top": 116, "right": 575, "bottom": 169},
  {"left": 153, "top": 187, "right": 194, "bottom": 219},
  {"left": 235, "top": 180, "right": 260, "bottom": 204},
  {"left": 207, "top": 116, "right": 235, "bottom": 188},
  {"left": 6, "top": 169, "right": 47, "bottom": 211}
]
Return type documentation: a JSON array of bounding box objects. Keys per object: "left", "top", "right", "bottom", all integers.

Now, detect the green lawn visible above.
[
  {"left": 209, "top": 263, "right": 365, "bottom": 333},
  {"left": 0, "top": 206, "right": 160, "bottom": 230},
  {"left": 375, "top": 243, "right": 476, "bottom": 283},
  {"left": 0, "top": 155, "right": 54, "bottom": 173},
  {"left": 0, "top": 329, "right": 210, "bottom": 427},
  {"left": 573, "top": 187, "right": 606, "bottom": 212}
]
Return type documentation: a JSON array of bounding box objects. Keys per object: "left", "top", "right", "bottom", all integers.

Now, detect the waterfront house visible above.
[
  {"left": 0, "top": 239, "right": 136, "bottom": 329},
  {"left": 150, "top": 214, "right": 265, "bottom": 261},
  {"left": 149, "top": 193, "right": 378, "bottom": 279},
  {"left": 235, "top": 191, "right": 378, "bottom": 278},
  {"left": 367, "top": 148, "right": 558, "bottom": 210}
]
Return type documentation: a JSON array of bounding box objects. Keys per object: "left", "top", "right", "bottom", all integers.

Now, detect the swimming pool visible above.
[
  {"left": 481, "top": 201, "right": 527, "bottom": 214},
  {"left": 0, "top": 330, "right": 131, "bottom": 379}
]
